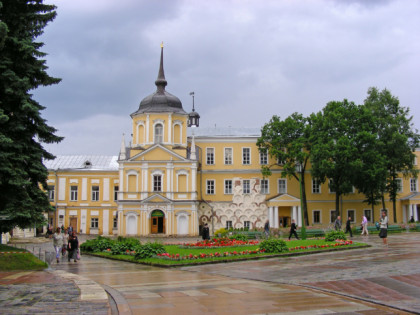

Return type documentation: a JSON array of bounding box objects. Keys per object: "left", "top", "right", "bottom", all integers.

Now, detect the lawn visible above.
[
  {"left": 88, "top": 239, "right": 368, "bottom": 267},
  {"left": 0, "top": 244, "right": 48, "bottom": 271}
]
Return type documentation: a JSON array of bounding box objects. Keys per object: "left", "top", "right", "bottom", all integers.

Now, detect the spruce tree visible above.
[{"left": 0, "top": 0, "right": 62, "bottom": 233}]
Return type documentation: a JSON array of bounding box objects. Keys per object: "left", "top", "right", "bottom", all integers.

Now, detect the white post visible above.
[
  {"left": 268, "top": 207, "right": 273, "bottom": 228},
  {"left": 274, "top": 207, "right": 279, "bottom": 228}
]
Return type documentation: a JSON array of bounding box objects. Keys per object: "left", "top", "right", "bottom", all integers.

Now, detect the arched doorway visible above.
[
  {"left": 151, "top": 210, "right": 165, "bottom": 234},
  {"left": 177, "top": 214, "right": 188, "bottom": 235},
  {"left": 126, "top": 214, "right": 137, "bottom": 235}
]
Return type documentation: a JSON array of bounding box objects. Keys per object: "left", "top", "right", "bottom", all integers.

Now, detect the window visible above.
[
  {"left": 113, "top": 217, "right": 118, "bottom": 229},
  {"left": 153, "top": 175, "right": 162, "bottom": 192},
  {"left": 114, "top": 186, "right": 119, "bottom": 201},
  {"left": 277, "top": 156, "right": 286, "bottom": 165},
  {"left": 278, "top": 179, "right": 287, "bottom": 194},
  {"left": 244, "top": 221, "right": 250, "bottom": 229},
  {"left": 90, "top": 217, "right": 99, "bottom": 228},
  {"left": 224, "top": 148, "right": 233, "bottom": 165},
  {"left": 48, "top": 185, "right": 55, "bottom": 201},
  {"left": 70, "top": 186, "right": 78, "bottom": 201},
  {"left": 243, "top": 180, "right": 250, "bottom": 194},
  {"left": 364, "top": 209, "right": 372, "bottom": 222},
  {"left": 242, "top": 148, "right": 250, "bottom": 165},
  {"left": 312, "top": 179, "right": 321, "bottom": 194},
  {"left": 330, "top": 210, "right": 337, "bottom": 223},
  {"left": 410, "top": 178, "right": 417, "bottom": 192},
  {"left": 395, "top": 179, "right": 403, "bottom": 193},
  {"left": 92, "top": 186, "right": 99, "bottom": 201},
  {"left": 347, "top": 210, "right": 355, "bottom": 223},
  {"left": 260, "top": 179, "right": 269, "bottom": 194},
  {"left": 329, "top": 179, "right": 335, "bottom": 193},
  {"left": 226, "top": 220, "right": 233, "bottom": 229},
  {"left": 260, "top": 149, "right": 268, "bottom": 165},
  {"left": 224, "top": 180, "right": 232, "bottom": 194},
  {"left": 206, "top": 180, "right": 215, "bottom": 195},
  {"left": 313, "top": 210, "right": 321, "bottom": 224},
  {"left": 154, "top": 123, "right": 163, "bottom": 143},
  {"left": 206, "top": 148, "right": 215, "bottom": 165}
]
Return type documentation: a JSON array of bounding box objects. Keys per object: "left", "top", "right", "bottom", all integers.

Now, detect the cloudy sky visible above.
[{"left": 34, "top": 0, "right": 420, "bottom": 156}]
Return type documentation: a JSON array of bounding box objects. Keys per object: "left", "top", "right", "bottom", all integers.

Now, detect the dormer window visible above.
[
  {"left": 155, "top": 123, "right": 163, "bottom": 143},
  {"left": 83, "top": 160, "right": 92, "bottom": 168}
]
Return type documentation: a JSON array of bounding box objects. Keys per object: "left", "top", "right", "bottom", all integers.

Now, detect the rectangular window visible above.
[
  {"left": 347, "top": 210, "right": 355, "bottom": 223},
  {"left": 313, "top": 210, "right": 321, "bottom": 224},
  {"left": 113, "top": 217, "right": 118, "bottom": 229},
  {"left": 153, "top": 175, "right": 162, "bottom": 192},
  {"left": 206, "top": 180, "right": 215, "bottom": 195},
  {"left": 48, "top": 185, "right": 55, "bottom": 201},
  {"left": 330, "top": 210, "right": 337, "bottom": 223},
  {"left": 410, "top": 178, "right": 417, "bottom": 192},
  {"left": 224, "top": 180, "right": 232, "bottom": 194},
  {"left": 70, "top": 186, "right": 78, "bottom": 201},
  {"left": 90, "top": 217, "right": 99, "bottom": 228},
  {"left": 226, "top": 220, "right": 233, "bottom": 229},
  {"left": 364, "top": 209, "right": 372, "bottom": 222},
  {"left": 244, "top": 221, "right": 250, "bottom": 229},
  {"left": 243, "top": 180, "right": 250, "bottom": 194},
  {"left": 396, "top": 179, "right": 403, "bottom": 193},
  {"left": 259, "top": 149, "right": 268, "bottom": 165},
  {"left": 329, "top": 179, "right": 335, "bottom": 193},
  {"left": 206, "top": 147, "right": 215, "bottom": 165},
  {"left": 312, "top": 179, "right": 321, "bottom": 194},
  {"left": 114, "top": 186, "right": 119, "bottom": 201},
  {"left": 224, "top": 148, "right": 233, "bottom": 165},
  {"left": 278, "top": 179, "right": 287, "bottom": 194},
  {"left": 260, "top": 179, "right": 269, "bottom": 194},
  {"left": 242, "top": 148, "right": 250, "bottom": 165},
  {"left": 92, "top": 186, "right": 99, "bottom": 201}
]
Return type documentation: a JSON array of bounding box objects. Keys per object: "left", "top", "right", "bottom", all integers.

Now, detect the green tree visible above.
[
  {"left": 310, "top": 100, "right": 362, "bottom": 218},
  {"left": 257, "top": 113, "right": 311, "bottom": 225},
  {"left": 364, "top": 87, "right": 420, "bottom": 223},
  {"left": 0, "top": 0, "right": 62, "bottom": 234}
]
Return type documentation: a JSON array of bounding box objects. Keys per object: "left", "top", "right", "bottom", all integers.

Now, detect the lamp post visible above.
[{"left": 296, "top": 162, "right": 307, "bottom": 240}]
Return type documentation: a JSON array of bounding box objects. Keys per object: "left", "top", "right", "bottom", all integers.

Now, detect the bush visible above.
[
  {"left": 80, "top": 236, "right": 114, "bottom": 252},
  {"left": 325, "top": 230, "right": 347, "bottom": 242},
  {"left": 214, "top": 228, "right": 228, "bottom": 237},
  {"left": 259, "top": 239, "right": 288, "bottom": 253},
  {"left": 110, "top": 237, "right": 141, "bottom": 255},
  {"left": 229, "top": 233, "right": 248, "bottom": 241},
  {"left": 134, "top": 242, "right": 166, "bottom": 259}
]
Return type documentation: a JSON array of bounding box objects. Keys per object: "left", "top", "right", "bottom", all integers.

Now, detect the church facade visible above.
[{"left": 44, "top": 48, "right": 420, "bottom": 236}]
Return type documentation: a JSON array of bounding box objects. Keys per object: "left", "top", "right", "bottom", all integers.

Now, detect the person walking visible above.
[
  {"left": 345, "top": 217, "right": 353, "bottom": 238},
  {"left": 361, "top": 215, "right": 369, "bottom": 236},
  {"left": 334, "top": 216, "right": 342, "bottom": 231},
  {"left": 52, "top": 228, "right": 64, "bottom": 263},
  {"left": 264, "top": 220, "right": 270, "bottom": 238},
  {"left": 288, "top": 219, "right": 299, "bottom": 240},
  {"left": 67, "top": 231, "right": 79, "bottom": 262},
  {"left": 379, "top": 210, "right": 388, "bottom": 246}
]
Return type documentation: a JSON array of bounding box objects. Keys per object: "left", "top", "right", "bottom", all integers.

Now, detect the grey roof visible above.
[
  {"left": 188, "top": 127, "right": 261, "bottom": 137},
  {"left": 44, "top": 155, "right": 119, "bottom": 171},
  {"left": 399, "top": 192, "right": 420, "bottom": 200}
]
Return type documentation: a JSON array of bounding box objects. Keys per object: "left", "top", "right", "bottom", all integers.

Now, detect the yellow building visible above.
[{"left": 44, "top": 48, "right": 420, "bottom": 236}]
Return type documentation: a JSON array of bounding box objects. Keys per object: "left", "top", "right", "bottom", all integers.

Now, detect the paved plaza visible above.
[{"left": 0, "top": 233, "right": 419, "bottom": 314}]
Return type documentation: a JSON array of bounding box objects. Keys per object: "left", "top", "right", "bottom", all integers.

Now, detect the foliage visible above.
[
  {"left": 80, "top": 236, "right": 113, "bottom": 252},
  {"left": 0, "top": 0, "right": 63, "bottom": 232},
  {"left": 134, "top": 242, "right": 165, "bottom": 259},
  {"left": 214, "top": 228, "right": 228, "bottom": 237},
  {"left": 229, "top": 233, "right": 248, "bottom": 241},
  {"left": 109, "top": 237, "right": 141, "bottom": 255},
  {"left": 325, "top": 230, "right": 347, "bottom": 242},
  {"left": 0, "top": 245, "right": 47, "bottom": 271},
  {"left": 257, "top": 113, "right": 312, "bottom": 225},
  {"left": 259, "top": 239, "right": 288, "bottom": 253}
]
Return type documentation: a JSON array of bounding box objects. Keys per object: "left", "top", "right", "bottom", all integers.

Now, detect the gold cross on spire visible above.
[{"left": 160, "top": 41, "right": 164, "bottom": 48}]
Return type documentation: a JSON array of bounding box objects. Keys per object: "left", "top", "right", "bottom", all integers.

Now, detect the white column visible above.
[
  {"left": 297, "top": 206, "right": 302, "bottom": 227},
  {"left": 268, "top": 207, "right": 273, "bottom": 227},
  {"left": 274, "top": 207, "right": 279, "bottom": 228},
  {"left": 118, "top": 166, "right": 124, "bottom": 201},
  {"left": 118, "top": 209, "right": 123, "bottom": 236},
  {"left": 414, "top": 204, "right": 419, "bottom": 221}
]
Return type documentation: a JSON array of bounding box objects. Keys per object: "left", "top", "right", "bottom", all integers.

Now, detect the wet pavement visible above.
[{"left": 1, "top": 233, "right": 419, "bottom": 314}]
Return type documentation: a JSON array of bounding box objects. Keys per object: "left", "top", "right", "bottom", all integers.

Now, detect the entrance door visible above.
[
  {"left": 70, "top": 217, "right": 78, "bottom": 232},
  {"left": 151, "top": 210, "right": 165, "bottom": 234}
]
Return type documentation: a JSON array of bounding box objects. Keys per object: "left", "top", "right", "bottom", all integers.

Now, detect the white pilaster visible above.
[
  {"left": 191, "top": 163, "right": 197, "bottom": 199},
  {"left": 82, "top": 178, "right": 87, "bottom": 201},
  {"left": 103, "top": 210, "right": 109, "bottom": 235},
  {"left": 168, "top": 114, "right": 172, "bottom": 144},
  {"left": 58, "top": 177, "right": 66, "bottom": 201},
  {"left": 146, "top": 114, "right": 150, "bottom": 144},
  {"left": 103, "top": 178, "right": 110, "bottom": 201}
]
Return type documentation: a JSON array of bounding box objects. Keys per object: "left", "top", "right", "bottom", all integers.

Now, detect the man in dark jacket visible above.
[
  {"left": 202, "top": 223, "right": 210, "bottom": 240},
  {"left": 345, "top": 216, "right": 353, "bottom": 238},
  {"left": 288, "top": 219, "right": 299, "bottom": 240}
]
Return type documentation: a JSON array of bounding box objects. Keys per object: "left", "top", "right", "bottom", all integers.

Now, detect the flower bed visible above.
[
  {"left": 156, "top": 249, "right": 265, "bottom": 260},
  {"left": 289, "top": 240, "right": 352, "bottom": 251},
  {"left": 182, "top": 238, "right": 259, "bottom": 248}
]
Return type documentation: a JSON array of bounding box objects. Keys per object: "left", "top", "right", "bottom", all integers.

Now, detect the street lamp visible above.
[{"left": 296, "top": 162, "right": 307, "bottom": 240}]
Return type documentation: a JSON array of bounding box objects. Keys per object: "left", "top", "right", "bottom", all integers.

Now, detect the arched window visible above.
[{"left": 154, "top": 123, "right": 163, "bottom": 143}]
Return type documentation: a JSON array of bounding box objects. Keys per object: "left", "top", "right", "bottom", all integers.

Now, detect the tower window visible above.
[
  {"left": 153, "top": 175, "right": 162, "bottom": 192},
  {"left": 154, "top": 123, "right": 163, "bottom": 143}
]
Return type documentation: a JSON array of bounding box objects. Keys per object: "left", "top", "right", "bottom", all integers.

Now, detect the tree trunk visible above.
[
  {"left": 335, "top": 192, "right": 340, "bottom": 218},
  {"left": 393, "top": 198, "right": 397, "bottom": 223},
  {"left": 301, "top": 171, "right": 309, "bottom": 226}
]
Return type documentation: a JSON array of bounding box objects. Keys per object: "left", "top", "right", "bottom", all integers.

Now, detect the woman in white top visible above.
[
  {"left": 52, "top": 227, "right": 64, "bottom": 263},
  {"left": 379, "top": 210, "right": 388, "bottom": 245}
]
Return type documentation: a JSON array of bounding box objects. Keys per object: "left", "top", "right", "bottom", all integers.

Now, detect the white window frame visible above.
[
  {"left": 244, "top": 221, "right": 250, "bottom": 229},
  {"left": 224, "top": 147, "right": 233, "bottom": 165},
  {"left": 113, "top": 217, "right": 118, "bottom": 229},
  {"left": 153, "top": 175, "right": 162, "bottom": 192},
  {"left": 206, "top": 180, "right": 215, "bottom": 195},
  {"left": 259, "top": 149, "right": 268, "bottom": 165},
  {"left": 70, "top": 186, "right": 78, "bottom": 201},
  {"left": 396, "top": 178, "right": 403, "bottom": 193},
  {"left": 154, "top": 122, "right": 164, "bottom": 144},
  {"left": 92, "top": 186, "right": 100, "bottom": 201},
  {"left": 410, "top": 178, "right": 418, "bottom": 192},
  {"left": 363, "top": 209, "right": 372, "bottom": 222},
  {"left": 90, "top": 217, "right": 99, "bottom": 229},
  {"left": 242, "top": 147, "right": 251, "bottom": 165},
  {"left": 260, "top": 179, "right": 269, "bottom": 194},
  {"left": 226, "top": 220, "right": 233, "bottom": 229},
  {"left": 313, "top": 210, "right": 321, "bottom": 224},
  {"left": 224, "top": 179, "right": 233, "bottom": 194},
  {"left": 312, "top": 179, "right": 321, "bottom": 194},
  {"left": 243, "top": 179, "right": 250, "bottom": 194},
  {"left": 278, "top": 179, "right": 287, "bottom": 194},
  {"left": 206, "top": 147, "right": 215, "bottom": 165},
  {"left": 48, "top": 185, "right": 55, "bottom": 201},
  {"left": 347, "top": 209, "right": 356, "bottom": 223}
]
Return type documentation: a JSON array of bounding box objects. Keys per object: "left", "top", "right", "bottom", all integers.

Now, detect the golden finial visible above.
[{"left": 160, "top": 41, "right": 164, "bottom": 48}]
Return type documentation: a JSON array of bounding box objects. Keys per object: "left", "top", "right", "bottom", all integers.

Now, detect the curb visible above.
[{"left": 102, "top": 284, "right": 133, "bottom": 315}]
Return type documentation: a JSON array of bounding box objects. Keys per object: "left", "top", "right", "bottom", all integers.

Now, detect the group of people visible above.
[{"left": 52, "top": 226, "right": 79, "bottom": 263}]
